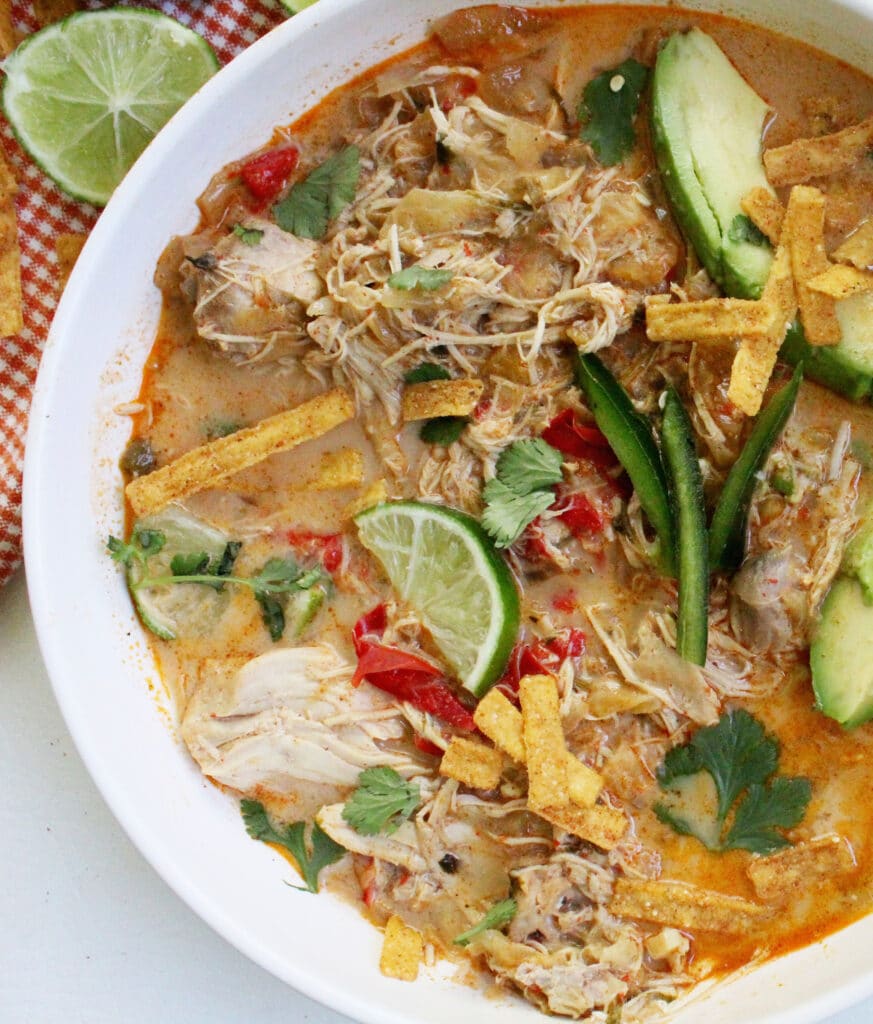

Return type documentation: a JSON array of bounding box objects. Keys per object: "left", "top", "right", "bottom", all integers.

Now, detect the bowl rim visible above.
[{"left": 22, "top": 1, "right": 873, "bottom": 1022}]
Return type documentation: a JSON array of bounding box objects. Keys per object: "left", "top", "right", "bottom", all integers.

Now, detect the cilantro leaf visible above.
[
  {"left": 341, "top": 767, "right": 420, "bottom": 836},
  {"left": 249, "top": 557, "right": 303, "bottom": 595},
  {"left": 727, "top": 214, "right": 770, "bottom": 249},
  {"left": 656, "top": 741, "right": 704, "bottom": 787},
  {"left": 241, "top": 799, "right": 344, "bottom": 893},
  {"left": 171, "top": 551, "right": 211, "bottom": 576},
  {"left": 578, "top": 58, "right": 648, "bottom": 165},
  {"left": 388, "top": 265, "right": 453, "bottom": 291},
  {"left": 653, "top": 802, "right": 717, "bottom": 851},
  {"left": 273, "top": 145, "right": 360, "bottom": 240},
  {"left": 495, "top": 438, "right": 564, "bottom": 496},
  {"left": 723, "top": 777, "right": 812, "bottom": 855},
  {"left": 232, "top": 223, "right": 264, "bottom": 246},
  {"left": 256, "top": 595, "right": 285, "bottom": 642},
  {"left": 453, "top": 898, "right": 518, "bottom": 946},
  {"left": 133, "top": 528, "right": 166, "bottom": 555},
  {"left": 481, "top": 479, "right": 555, "bottom": 548},
  {"left": 107, "top": 535, "right": 139, "bottom": 567},
  {"left": 420, "top": 416, "right": 467, "bottom": 445},
  {"left": 404, "top": 362, "right": 451, "bottom": 385}
]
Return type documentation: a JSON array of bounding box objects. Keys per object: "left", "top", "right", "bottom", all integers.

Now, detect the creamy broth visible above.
[{"left": 117, "top": 6, "right": 873, "bottom": 1018}]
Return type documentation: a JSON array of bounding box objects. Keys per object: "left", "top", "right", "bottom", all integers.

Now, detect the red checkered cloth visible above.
[{"left": 0, "top": 0, "right": 285, "bottom": 586}]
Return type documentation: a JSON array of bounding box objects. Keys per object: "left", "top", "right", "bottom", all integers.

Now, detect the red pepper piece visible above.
[
  {"left": 352, "top": 603, "right": 388, "bottom": 655},
  {"left": 494, "top": 629, "right": 586, "bottom": 696},
  {"left": 543, "top": 409, "right": 618, "bottom": 470},
  {"left": 555, "top": 493, "right": 605, "bottom": 537},
  {"left": 413, "top": 734, "right": 445, "bottom": 757},
  {"left": 286, "top": 529, "right": 344, "bottom": 574},
  {"left": 240, "top": 145, "right": 300, "bottom": 201}
]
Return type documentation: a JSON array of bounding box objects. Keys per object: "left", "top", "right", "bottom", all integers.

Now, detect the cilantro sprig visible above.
[
  {"left": 241, "top": 799, "right": 344, "bottom": 893},
  {"left": 273, "top": 145, "right": 360, "bottom": 240},
  {"left": 404, "top": 362, "right": 469, "bottom": 447},
  {"left": 341, "top": 767, "right": 420, "bottom": 836},
  {"left": 481, "top": 438, "right": 564, "bottom": 548},
  {"left": 578, "top": 58, "right": 648, "bottom": 166},
  {"left": 453, "top": 898, "right": 518, "bottom": 947},
  {"left": 232, "top": 223, "right": 264, "bottom": 246},
  {"left": 654, "top": 709, "right": 812, "bottom": 855},
  {"left": 108, "top": 529, "right": 327, "bottom": 642}
]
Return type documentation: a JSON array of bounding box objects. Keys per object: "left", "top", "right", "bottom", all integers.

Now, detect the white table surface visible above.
[{"left": 2, "top": 566, "right": 872, "bottom": 1024}]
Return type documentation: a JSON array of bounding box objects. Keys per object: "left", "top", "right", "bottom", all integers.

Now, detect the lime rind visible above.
[
  {"left": 2, "top": 9, "right": 219, "bottom": 206},
  {"left": 355, "top": 501, "right": 520, "bottom": 696}
]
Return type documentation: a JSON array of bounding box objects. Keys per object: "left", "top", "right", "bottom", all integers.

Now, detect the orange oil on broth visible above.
[{"left": 127, "top": 3, "right": 873, "bottom": 991}]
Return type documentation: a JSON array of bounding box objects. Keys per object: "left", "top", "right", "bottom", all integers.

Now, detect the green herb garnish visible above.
[
  {"left": 654, "top": 709, "right": 811, "bottom": 855},
  {"left": 273, "top": 145, "right": 360, "bottom": 240},
  {"left": 578, "top": 58, "right": 648, "bottom": 165},
  {"left": 388, "top": 265, "right": 453, "bottom": 291},
  {"left": 341, "top": 767, "right": 420, "bottom": 836},
  {"left": 241, "top": 799, "right": 344, "bottom": 894},
  {"left": 481, "top": 438, "right": 564, "bottom": 548},
  {"left": 404, "top": 362, "right": 451, "bottom": 385},
  {"left": 495, "top": 437, "right": 564, "bottom": 495},
  {"left": 232, "top": 223, "right": 264, "bottom": 246},
  {"left": 453, "top": 898, "right": 518, "bottom": 946},
  {"left": 420, "top": 416, "right": 467, "bottom": 446}
]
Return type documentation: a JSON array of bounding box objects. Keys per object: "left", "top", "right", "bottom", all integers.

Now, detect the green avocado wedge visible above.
[
  {"left": 651, "top": 28, "right": 774, "bottom": 299},
  {"left": 811, "top": 577, "right": 873, "bottom": 728}
]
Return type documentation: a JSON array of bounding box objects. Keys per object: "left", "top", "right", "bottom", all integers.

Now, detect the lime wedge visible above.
[
  {"left": 281, "top": 0, "right": 318, "bottom": 12},
  {"left": 128, "top": 506, "right": 230, "bottom": 641},
  {"left": 2, "top": 10, "right": 218, "bottom": 206},
  {"left": 355, "top": 501, "right": 520, "bottom": 696}
]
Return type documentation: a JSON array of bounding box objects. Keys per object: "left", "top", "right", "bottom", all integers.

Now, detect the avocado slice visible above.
[
  {"left": 651, "top": 28, "right": 775, "bottom": 299},
  {"left": 811, "top": 577, "right": 873, "bottom": 727}
]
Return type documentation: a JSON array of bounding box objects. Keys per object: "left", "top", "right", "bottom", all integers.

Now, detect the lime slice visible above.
[
  {"left": 2, "top": 10, "right": 218, "bottom": 206},
  {"left": 355, "top": 501, "right": 520, "bottom": 696},
  {"left": 281, "top": 0, "right": 318, "bottom": 13},
  {"left": 128, "top": 506, "right": 230, "bottom": 641}
]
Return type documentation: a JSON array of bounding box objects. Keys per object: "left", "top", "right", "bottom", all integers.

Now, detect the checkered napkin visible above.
[{"left": 0, "top": 0, "right": 285, "bottom": 585}]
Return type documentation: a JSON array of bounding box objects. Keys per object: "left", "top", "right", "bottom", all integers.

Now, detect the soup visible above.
[{"left": 110, "top": 5, "right": 873, "bottom": 1018}]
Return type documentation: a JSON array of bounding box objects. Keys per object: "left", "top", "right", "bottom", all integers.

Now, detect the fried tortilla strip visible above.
[
  {"left": 0, "top": 0, "right": 14, "bottom": 57},
  {"left": 34, "top": 0, "right": 78, "bottom": 25},
  {"left": 728, "top": 243, "right": 797, "bottom": 416},
  {"left": 807, "top": 263, "right": 873, "bottom": 299},
  {"left": 0, "top": 153, "right": 23, "bottom": 337},
  {"left": 440, "top": 736, "right": 503, "bottom": 790},
  {"left": 473, "top": 688, "right": 603, "bottom": 807},
  {"left": 299, "top": 448, "right": 364, "bottom": 492},
  {"left": 741, "top": 187, "right": 786, "bottom": 245},
  {"left": 747, "top": 834, "right": 857, "bottom": 903},
  {"left": 127, "top": 388, "right": 355, "bottom": 516},
  {"left": 343, "top": 478, "right": 388, "bottom": 520},
  {"left": 56, "top": 232, "right": 87, "bottom": 291},
  {"left": 401, "top": 378, "right": 484, "bottom": 421},
  {"left": 519, "top": 674, "right": 569, "bottom": 810},
  {"left": 764, "top": 115, "right": 873, "bottom": 186},
  {"left": 646, "top": 298, "right": 772, "bottom": 342},
  {"left": 538, "top": 802, "right": 628, "bottom": 851},
  {"left": 833, "top": 218, "right": 873, "bottom": 271},
  {"left": 785, "top": 186, "right": 841, "bottom": 345},
  {"left": 610, "top": 878, "right": 769, "bottom": 934},
  {"left": 380, "top": 915, "right": 423, "bottom": 982}
]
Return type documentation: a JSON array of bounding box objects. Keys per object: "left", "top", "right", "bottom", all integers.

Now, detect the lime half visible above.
[
  {"left": 355, "top": 501, "right": 520, "bottom": 696},
  {"left": 2, "top": 9, "right": 218, "bottom": 205},
  {"left": 281, "top": 0, "right": 318, "bottom": 12},
  {"left": 128, "top": 505, "right": 230, "bottom": 641}
]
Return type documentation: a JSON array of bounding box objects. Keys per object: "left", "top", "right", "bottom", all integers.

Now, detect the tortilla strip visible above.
[
  {"left": 55, "top": 232, "right": 87, "bottom": 291},
  {"left": 0, "top": 153, "right": 23, "bottom": 337},
  {"left": 741, "top": 187, "right": 785, "bottom": 245},
  {"left": 34, "top": 0, "right": 78, "bottom": 24},
  {"left": 807, "top": 263, "right": 873, "bottom": 300},
  {"left": 785, "top": 186, "right": 841, "bottom": 345},
  {"left": 746, "top": 834, "right": 857, "bottom": 903},
  {"left": 440, "top": 736, "right": 504, "bottom": 790},
  {"left": 763, "top": 115, "right": 873, "bottom": 186},
  {"left": 727, "top": 242, "right": 797, "bottom": 416},
  {"left": 380, "top": 915, "right": 423, "bottom": 982},
  {"left": 127, "top": 388, "right": 354, "bottom": 516},
  {"left": 610, "top": 878, "right": 769, "bottom": 933},
  {"left": 0, "top": 0, "right": 14, "bottom": 57},
  {"left": 646, "top": 298, "right": 772, "bottom": 343},
  {"left": 833, "top": 218, "right": 873, "bottom": 270},
  {"left": 402, "top": 378, "right": 484, "bottom": 421},
  {"left": 473, "top": 688, "right": 603, "bottom": 807},
  {"left": 520, "top": 674, "right": 569, "bottom": 810},
  {"left": 538, "top": 803, "right": 628, "bottom": 851},
  {"left": 301, "top": 448, "right": 364, "bottom": 492},
  {"left": 343, "top": 478, "right": 388, "bottom": 520}
]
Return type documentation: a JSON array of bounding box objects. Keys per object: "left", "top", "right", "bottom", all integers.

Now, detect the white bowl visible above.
[{"left": 22, "top": 1, "right": 873, "bottom": 1022}]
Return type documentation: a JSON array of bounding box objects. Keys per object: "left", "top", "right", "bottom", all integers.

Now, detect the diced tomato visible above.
[
  {"left": 352, "top": 603, "right": 388, "bottom": 654},
  {"left": 286, "top": 529, "right": 344, "bottom": 574},
  {"left": 351, "top": 641, "right": 443, "bottom": 687},
  {"left": 240, "top": 145, "right": 300, "bottom": 201},
  {"left": 413, "top": 734, "right": 444, "bottom": 757},
  {"left": 551, "top": 589, "right": 577, "bottom": 613},
  {"left": 495, "top": 628, "right": 586, "bottom": 697},
  {"left": 555, "top": 493, "right": 605, "bottom": 537},
  {"left": 542, "top": 409, "right": 618, "bottom": 470},
  {"left": 473, "top": 398, "right": 492, "bottom": 421},
  {"left": 548, "top": 628, "right": 586, "bottom": 660}
]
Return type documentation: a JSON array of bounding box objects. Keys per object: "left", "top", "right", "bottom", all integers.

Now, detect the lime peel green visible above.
[
  {"left": 355, "top": 501, "right": 519, "bottom": 697},
  {"left": 2, "top": 9, "right": 218, "bottom": 206}
]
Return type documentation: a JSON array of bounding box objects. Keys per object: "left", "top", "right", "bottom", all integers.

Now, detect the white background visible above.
[{"left": 2, "top": 568, "right": 872, "bottom": 1024}]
